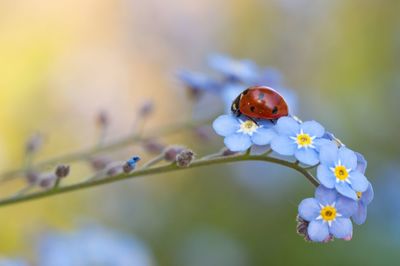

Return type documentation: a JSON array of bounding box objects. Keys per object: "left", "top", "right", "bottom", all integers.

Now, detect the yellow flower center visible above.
[
  {"left": 297, "top": 133, "right": 312, "bottom": 146},
  {"left": 238, "top": 120, "right": 259, "bottom": 136},
  {"left": 320, "top": 206, "right": 337, "bottom": 221},
  {"left": 356, "top": 191, "right": 362, "bottom": 199},
  {"left": 334, "top": 165, "right": 349, "bottom": 181}
]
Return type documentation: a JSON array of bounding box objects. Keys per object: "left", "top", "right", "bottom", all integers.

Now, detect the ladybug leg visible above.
[{"left": 270, "top": 119, "right": 277, "bottom": 125}]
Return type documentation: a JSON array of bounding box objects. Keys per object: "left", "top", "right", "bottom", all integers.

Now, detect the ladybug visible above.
[{"left": 231, "top": 86, "right": 289, "bottom": 120}]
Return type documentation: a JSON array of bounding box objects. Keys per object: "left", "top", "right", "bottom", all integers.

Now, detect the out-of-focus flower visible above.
[
  {"left": 317, "top": 143, "right": 369, "bottom": 200},
  {"left": 212, "top": 115, "right": 275, "bottom": 152},
  {"left": 0, "top": 258, "right": 28, "bottom": 266},
  {"left": 298, "top": 185, "right": 357, "bottom": 242},
  {"left": 177, "top": 70, "right": 220, "bottom": 97},
  {"left": 37, "top": 225, "right": 154, "bottom": 266},
  {"left": 179, "top": 54, "right": 299, "bottom": 115},
  {"left": 271, "top": 117, "right": 327, "bottom": 165},
  {"left": 208, "top": 54, "right": 259, "bottom": 83}
]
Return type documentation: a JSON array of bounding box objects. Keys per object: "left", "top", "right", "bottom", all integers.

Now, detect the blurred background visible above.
[{"left": 0, "top": 0, "right": 399, "bottom": 265}]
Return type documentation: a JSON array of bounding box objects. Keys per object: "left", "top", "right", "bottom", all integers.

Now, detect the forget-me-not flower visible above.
[
  {"left": 298, "top": 185, "right": 357, "bottom": 242},
  {"left": 208, "top": 54, "right": 259, "bottom": 84},
  {"left": 352, "top": 182, "right": 374, "bottom": 225},
  {"left": 270, "top": 117, "right": 328, "bottom": 165},
  {"left": 317, "top": 143, "right": 369, "bottom": 200},
  {"left": 213, "top": 114, "right": 276, "bottom": 152},
  {"left": 177, "top": 70, "right": 220, "bottom": 94}
]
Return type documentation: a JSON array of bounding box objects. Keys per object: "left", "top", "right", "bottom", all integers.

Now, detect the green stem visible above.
[
  {"left": 0, "top": 118, "right": 212, "bottom": 181},
  {"left": 0, "top": 154, "right": 318, "bottom": 208}
]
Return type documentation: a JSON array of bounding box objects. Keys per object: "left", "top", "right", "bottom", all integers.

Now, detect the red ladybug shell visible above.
[{"left": 231, "top": 86, "right": 289, "bottom": 120}]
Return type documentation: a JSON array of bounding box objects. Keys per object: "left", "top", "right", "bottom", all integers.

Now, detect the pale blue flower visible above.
[
  {"left": 38, "top": 225, "right": 154, "bottom": 266},
  {"left": 212, "top": 115, "right": 276, "bottom": 152},
  {"left": 352, "top": 182, "right": 374, "bottom": 225},
  {"left": 208, "top": 54, "right": 259, "bottom": 83},
  {"left": 317, "top": 142, "right": 369, "bottom": 200},
  {"left": 298, "top": 185, "right": 357, "bottom": 242},
  {"left": 177, "top": 70, "right": 220, "bottom": 93},
  {"left": 270, "top": 117, "right": 328, "bottom": 165}
]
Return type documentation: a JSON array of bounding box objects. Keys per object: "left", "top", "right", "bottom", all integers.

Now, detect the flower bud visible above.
[
  {"left": 163, "top": 146, "right": 185, "bottom": 162},
  {"left": 123, "top": 156, "right": 141, "bottom": 174},
  {"left": 26, "top": 170, "right": 40, "bottom": 184},
  {"left": 138, "top": 101, "right": 154, "bottom": 117},
  {"left": 55, "top": 165, "right": 70, "bottom": 178},
  {"left": 39, "top": 174, "right": 57, "bottom": 189},
  {"left": 176, "top": 149, "right": 195, "bottom": 168},
  {"left": 106, "top": 165, "right": 123, "bottom": 176},
  {"left": 142, "top": 139, "right": 165, "bottom": 154},
  {"left": 25, "top": 133, "right": 43, "bottom": 154},
  {"left": 96, "top": 110, "right": 110, "bottom": 128},
  {"left": 89, "top": 156, "right": 112, "bottom": 171}
]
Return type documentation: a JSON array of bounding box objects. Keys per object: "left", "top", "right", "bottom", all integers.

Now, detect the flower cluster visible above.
[
  {"left": 178, "top": 54, "right": 297, "bottom": 114},
  {"left": 212, "top": 101, "right": 373, "bottom": 243}
]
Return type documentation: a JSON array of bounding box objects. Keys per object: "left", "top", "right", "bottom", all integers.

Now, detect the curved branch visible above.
[
  {"left": 0, "top": 154, "right": 319, "bottom": 208},
  {"left": 0, "top": 118, "right": 212, "bottom": 181}
]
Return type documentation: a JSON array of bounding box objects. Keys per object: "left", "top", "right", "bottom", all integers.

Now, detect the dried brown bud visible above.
[
  {"left": 176, "top": 149, "right": 195, "bottom": 168},
  {"left": 55, "top": 165, "right": 70, "bottom": 178}
]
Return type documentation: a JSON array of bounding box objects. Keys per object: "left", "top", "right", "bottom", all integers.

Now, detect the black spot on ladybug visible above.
[
  {"left": 250, "top": 106, "right": 256, "bottom": 112},
  {"left": 258, "top": 92, "right": 265, "bottom": 100},
  {"left": 272, "top": 106, "right": 278, "bottom": 114}
]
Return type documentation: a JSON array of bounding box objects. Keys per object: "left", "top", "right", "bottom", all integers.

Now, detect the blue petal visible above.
[
  {"left": 313, "top": 138, "right": 333, "bottom": 152},
  {"left": 251, "top": 128, "right": 277, "bottom": 146},
  {"left": 298, "top": 198, "right": 320, "bottom": 221},
  {"left": 330, "top": 218, "right": 353, "bottom": 239},
  {"left": 212, "top": 115, "right": 239, "bottom": 137},
  {"left": 295, "top": 148, "right": 319, "bottom": 166},
  {"left": 307, "top": 220, "right": 330, "bottom": 242},
  {"left": 335, "top": 182, "right": 357, "bottom": 200},
  {"left": 338, "top": 147, "right": 357, "bottom": 169},
  {"left": 315, "top": 185, "right": 337, "bottom": 205},
  {"left": 224, "top": 133, "right": 252, "bottom": 152},
  {"left": 257, "top": 119, "right": 274, "bottom": 128},
  {"left": 275, "top": 117, "right": 300, "bottom": 136},
  {"left": 349, "top": 171, "right": 369, "bottom": 193},
  {"left": 361, "top": 182, "right": 374, "bottom": 205},
  {"left": 317, "top": 165, "right": 336, "bottom": 189},
  {"left": 336, "top": 195, "right": 358, "bottom": 217},
  {"left": 300, "top": 121, "right": 325, "bottom": 138},
  {"left": 355, "top": 152, "right": 368, "bottom": 174},
  {"left": 352, "top": 202, "right": 367, "bottom": 225},
  {"left": 319, "top": 142, "right": 338, "bottom": 167},
  {"left": 271, "top": 136, "right": 296, "bottom": 156}
]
